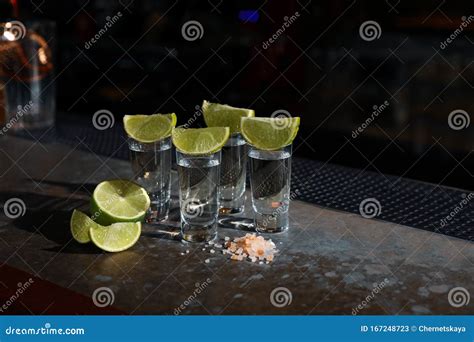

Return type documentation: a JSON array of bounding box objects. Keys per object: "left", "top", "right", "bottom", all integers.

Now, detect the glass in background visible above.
[
  {"left": 219, "top": 133, "right": 246, "bottom": 215},
  {"left": 0, "top": 20, "right": 55, "bottom": 131}
]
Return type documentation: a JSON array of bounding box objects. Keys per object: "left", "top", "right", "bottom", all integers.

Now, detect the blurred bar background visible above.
[{"left": 1, "top": 0, "right": 473, "bottom": 190}]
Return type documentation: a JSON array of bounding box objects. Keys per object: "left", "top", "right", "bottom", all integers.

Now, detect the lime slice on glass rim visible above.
[
  {"left": 90, "top": 179, "right": 150, "bottom": 226},
  {"left": 241, "top": 117, "right": 300, "bottom": 151},
  {"left": 202, "top": 100, "right": 255, "bottom": 134},
  {"left": 172, "top": 127, "right": 230, "bottom": 155},
  {"left": 89, "top": 221, "right": 141, "bottom": 253},
  {"left": 123, "top": 113, "right": 177, "bottom": 143},
  {"left": 70, "top": 209, "right": 94, "bottom": 243}
]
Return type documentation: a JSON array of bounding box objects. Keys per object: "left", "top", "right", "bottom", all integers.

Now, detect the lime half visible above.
[
  {"left": 123, "top": 113, "right": 177, "bottom": 143},
  {"left": 172, "top": 127, "right": 230, "bottom": 155},
  {"left": 202, "top": 100, "right": 254, "bottom": 134},
  {"left": 90, "top": 179, "right": 150, "bottom": 226},
  {"left": 241, "top": 117, "right": 300, "bottom": 150},
  {"left": 90, "top": 221, "right": 141, "bottom": 252},
  {"left": 70, "top": 209, "right": 94, "bottom": 243}
]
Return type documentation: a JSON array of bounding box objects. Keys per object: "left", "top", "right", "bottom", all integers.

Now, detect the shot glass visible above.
[
  {"left": 176, "top": 150, "right": 221, "bottom": 242},
  {"left": 248, "top": 144, "right": 292, "bottom": 233},
  {"left": 219, "top": 133, "right": 247, "bottom": 214},
  {"left": 127, "top": 136, "right": 172, "bottom": 223}
]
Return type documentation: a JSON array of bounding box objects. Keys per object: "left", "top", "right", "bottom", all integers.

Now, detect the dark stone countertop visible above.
[{"left": 0, "top": 136, "right": 472, "bottom": 315}]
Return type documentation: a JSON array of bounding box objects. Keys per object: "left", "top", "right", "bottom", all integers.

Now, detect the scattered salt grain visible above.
[
  {"left": 223, "top": 233, "right": 278, "bottom": 264},
  {"left": 202, "top": 248, "right": 206, "bottom": 251},
  {"left": 210, "top": 249, "right": 215, "bottom": 254},
  {"left": 224, "top": 237, "right": 230, "bottom": 241},
  {"left": 185, "top": 250, "right": 190, "bottom": 254},
  {"left": 180, "top": 253, "right": 185, "bottom": 256},
  {"left": 205, "top": 259, "right": 210, "bottom": 264}
]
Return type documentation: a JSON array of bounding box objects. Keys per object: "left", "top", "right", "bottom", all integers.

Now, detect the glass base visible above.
[
  {"left": 219, "top": 196, "right": 245, "bottom": 215},
  {"left": 181, "top": 222, "right": 217, "bottom": 243},
  {"left": 254, "top": 212, "right": 289, "bottom": 233},
  {"left": 219, "top": 204, "right": 245, "bottom": 215},
  {"left": 145, "top": 201, "right": 170, "bottom": 224}
]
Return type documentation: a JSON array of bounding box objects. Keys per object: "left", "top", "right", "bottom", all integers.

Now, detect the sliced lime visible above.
[
  {"left": 172, "top": 127, "right": 230, "bottom": 155},
  {"left": 90, "top": 179, "right": 150, "bottom": 226},
  {"left": 202, "top": 100, "right": 254, "bottom": 134},
  {"left": 123, "top": 113, "right": 177, "bottom": 143},
  {"left": 70, "top": 209, "right": 94, "bottom": 243},
  {"left": 241, "top": 117, "right": 300, "bottom": 150},
  {"left": 90, "top": 221, "right": 141, "bottom": 252}
]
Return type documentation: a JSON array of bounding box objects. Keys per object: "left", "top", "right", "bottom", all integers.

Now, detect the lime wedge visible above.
[
  {"left": 202, "top": 100, "right": 255, "bottom": 134},
  {"left": 172, "top": 127, "right": 230, "bottom": 155},
  {"left": 241, "top": 117, "right": 300, "bottom": 150},
  {"left": 90, "top": 221, "right": 141, "bottom": 252},
  {"left": 70, "top": 209, "right": 94, "bottom": 243},
  {"left": 123, "top": 113, "right": 177, "bottom": 143},
  {"left": 90, "top": 179, "right": 150, "bottom": 226}
]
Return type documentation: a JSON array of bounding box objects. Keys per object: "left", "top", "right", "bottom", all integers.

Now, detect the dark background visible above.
[{"left": 2, "top": 0, "right": 473, "bottom": 190}]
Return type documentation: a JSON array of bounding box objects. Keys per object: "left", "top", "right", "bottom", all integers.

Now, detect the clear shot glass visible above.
[
  {"left": 248, "top": 144, "right": 292, "bottom": 233},
  {"left": 176, "top": 150, "right": 221, "bottom": 242},
  {"left": 219, "top": 133, "right": 246, "bottom": 215},
  {"left": 127, "top": 136, "right": 172, "bottom": 223}
]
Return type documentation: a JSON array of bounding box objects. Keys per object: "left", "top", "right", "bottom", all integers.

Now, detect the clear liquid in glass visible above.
[
  {"left": 177, "top": 152, "right": 220, "bottom": 242},
  {"left": 249, "top": 146, "right": 291, "bottom": 233},
  {"left": 219, "top": 133, "right": 246, "bottom": 214},
  {"left": 129, "top": 136, "right": 172, "bottom": 223}
]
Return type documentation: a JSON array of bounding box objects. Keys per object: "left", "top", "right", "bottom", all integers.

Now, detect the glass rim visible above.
[
  {"left": 126, "top": 134, "right": 172, "bottom": 144},
  {"left": 175, "top": 149, "right": 222, "bottom": 157},
  {"left": 248, "top": 143, "right": 292, "bottom": 151}
]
